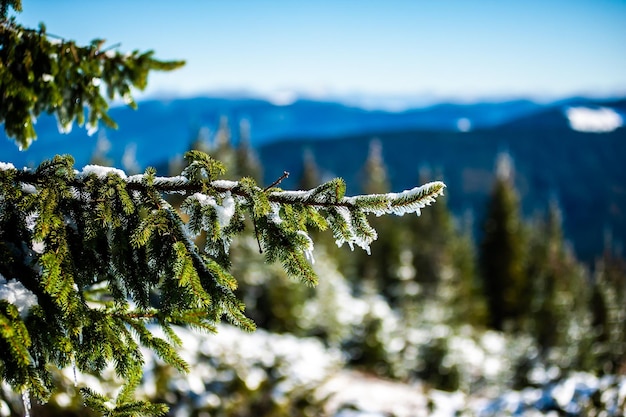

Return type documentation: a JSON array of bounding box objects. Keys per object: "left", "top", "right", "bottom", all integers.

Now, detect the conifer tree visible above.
[
  {"left": 525, "top": 201, "right": 590, "bottom": 358},
  {"left": 438, "top": 211, "right": 487, "bottom": 328},
  {"left": 210, "top": 116, "right": 236, "bottom": 172},
  {"left": 361, "top": 139, "right": 390, "bottom": 196},
  {"left": 0, "top": 3, "right": 446, "bottom": 414},
  {"left": 234, "top": 119, "right": 262, "bottom": 182},
  {"left": 479, "top": 153, "right": 528, "bottom": 331},
  {"left": 589, "top": 248, "right": 626, "bottom": 374},
  {"left": 352, "top": 140, "right": 403, "bottom": 302},
  {"left": 298, "top": 149, "right": 322, "bottom": 192},
  {"left": 0, "top": 1, "right": 184, "bottom": 150},
  {"left": 405, "top": 169, "right": 486, "bottom": 327},
  {"left": 408, "top": 171, "right": 455, "bottom": 296}
]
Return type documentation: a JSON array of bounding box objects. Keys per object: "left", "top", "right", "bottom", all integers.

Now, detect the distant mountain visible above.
[
  {"left": 1, "top": 96, "right": 551, "bottom": 170},
  {"left": 1, "top": 95, "right": 624, "bottom": 261}
]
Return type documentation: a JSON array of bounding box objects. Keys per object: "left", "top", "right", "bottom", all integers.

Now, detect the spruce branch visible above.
[
  {"left": 0, "top": 153, "right": 445, "bottom": 413},
  {"left": 9, "top": 163, "right": 445, "bottom": 214},
  {"left": 0, "top": 19, "right": 185, "bottom": 149}
]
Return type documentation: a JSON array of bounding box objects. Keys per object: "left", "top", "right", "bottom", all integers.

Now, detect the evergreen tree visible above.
[
  {"left": 525, "top": 201, "right": 591, "bottom": 358},
  {"left": 210, "top": 116, "right": 236, "bottom": 173},
  {"left": 234, "top": 119, "right": 262, "bottom": 182},
  {"left": 399, "top": 167, "right": 486, "bottom": 327},
  {"left": 589, "top": 248, "right": 626, "bottom": 374},
  {"left": 0, "top": 3, "right": 447, "bottom": 414},
  {"left": 479, "top": 153, "right": 528, "bottom": 331},
  {"left": 441, "top": 216, "right": 487, "bottom": 328},
  {"left": 526, "top": 202, "right": 564, "bottom": 350},
  {"left": 361, "top": 139, "right": 390, "bottom": 196},
  {"left": 352, "top": 140, "right": 403, "bottom": 302},
  {"left": 408, "top": 174, "right": 455, "bottom": 296},
  {"left": 298, "top": 149, "right": 322, "bottom": 192}
]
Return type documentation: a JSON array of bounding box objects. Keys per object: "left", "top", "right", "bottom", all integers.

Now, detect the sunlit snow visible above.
[
  {"left": 297, "top": 230, "right": 316, "bottom": 264},
  {"left": 189, "top": 191, "right": 235, "bottom": 230},
  {"left": 457, "top": 117, "right": 471, "bottom": 132},
  {"left": 0, "top": 275, "right": 39, "bottom": 318},
  {"left": 565, "top": 106, "right": 623, "bottom": 133},
  {"left": 78, "top": 164, "right": 127, "bottom": 179}
]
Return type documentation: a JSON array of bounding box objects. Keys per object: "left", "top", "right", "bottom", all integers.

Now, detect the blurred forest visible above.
[
  {"left": 187, "top": 118, "right": 626, "bottom": 375},
  {"left": 14, "top": 121, "right": 621, "bottom": 416}
]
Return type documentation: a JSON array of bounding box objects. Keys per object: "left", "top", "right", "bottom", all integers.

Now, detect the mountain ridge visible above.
[{"left": 3, "top": 94, "right": 615, "bottom": 169}]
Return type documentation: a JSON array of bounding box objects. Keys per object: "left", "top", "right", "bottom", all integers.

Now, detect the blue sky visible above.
[{"left": 15, "top": 0, "right": 626, "bottom": 103}]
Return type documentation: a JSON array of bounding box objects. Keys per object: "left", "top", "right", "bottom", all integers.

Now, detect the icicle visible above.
[
  {"left": 72, "top": 355, "right": 77, "bottom": 387},
  {"left": 22, "top": 390, "right": 31, "bottom": 417},
  {"left": 73, "top": 328, "right": 83, "bottom": 387},
  {"left": 297, "top": 230, "right": 315, "bottom": 264}
]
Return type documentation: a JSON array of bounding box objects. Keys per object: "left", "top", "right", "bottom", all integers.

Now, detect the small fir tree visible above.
[
  {"left": 479, "top": 152, "right": 528, "bottom": 331},
  {"left": 234, "top": 119, "right": 263, "bottom": 182},
  {"left": 0, "top": 2, "right": 446, "bottom": 415},
  {"left": 525, "top": 201, "right": 589, "bottom": 354},
  {"left": 352, "top": 140, "right": 404, "bottom": 302},
  {"left": 298, "top": 149, "right": 322, "bottom": 192},
  {"left": 590, "top": 249, "right": 626, "bottom": 374}
]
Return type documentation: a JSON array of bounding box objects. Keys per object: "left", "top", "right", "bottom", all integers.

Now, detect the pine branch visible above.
[
  {"left": 9, "top": 164, "right": 445, "bottom": 214},
  {"left": 0, "top": 153, "right": 446, "bottom": 413},
  {"left": 0, "top": 20, "right": 185, "bottom": 149}
]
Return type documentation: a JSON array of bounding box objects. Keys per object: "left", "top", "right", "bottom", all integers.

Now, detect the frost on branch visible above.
[
  {"left": 273, "top": 180, "right": 445, "bottom": 254},
  {"left": 0, "top": 151, "right": 445, "bottom": 410}
]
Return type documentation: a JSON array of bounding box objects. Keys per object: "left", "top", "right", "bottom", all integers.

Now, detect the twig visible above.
[
  {"left": 97, "top": 42, "right": 122, "bottom": 56},
  {"left": 264, "top": 171, "right": 289, "bottom": 191}
]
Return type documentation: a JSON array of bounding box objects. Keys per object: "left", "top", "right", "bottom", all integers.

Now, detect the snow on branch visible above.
[
  {"left": 0, "top": 275, "right": 39, "bottom": 318},
  {"left": 3, "top": 158, "right": 446, "bottom": 261},
  {"left": 346, "top": 181, "right": 446, "bottom": 216}
]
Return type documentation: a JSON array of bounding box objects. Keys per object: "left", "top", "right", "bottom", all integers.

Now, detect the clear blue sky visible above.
[{"left": 14, "top": 0, "right": 626, "bottom": 102}]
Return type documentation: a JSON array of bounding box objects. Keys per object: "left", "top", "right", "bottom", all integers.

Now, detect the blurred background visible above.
[{"left": 1, "top": 1, "right": 625, "bottom": 415}]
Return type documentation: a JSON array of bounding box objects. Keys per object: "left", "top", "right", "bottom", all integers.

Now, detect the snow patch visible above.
[
  {"left": 86, "top": 122, "right": 98, "bottom": 136},
  {"left": 321, "top": 369, "right": 427, "bottom": 417},
  {"left": 297, "top": 230, "right": 315, "bottom": 264},
  {"left": 267, "top": 90, "right": 297, "bottom": 106},
  {"left": 79, "top": 164, "right": 127, "bottom": 179},
  {"left": 210, "top": 179, "right": 239, "bottom": 189},
  {"left": 56, "top": 117, "right": 73, "bottom": 134},
  {"left": 190, "top": 191, "right": 235, "bottom": 230},
  {"left": 457, "top": 117, "right": 471, "bottom": 132},
  {"left": 565, "top": 107, "right": 623, "bottom": 133},
  {"left": 0, "top": 275, "right": 39, "bottom": 318}
]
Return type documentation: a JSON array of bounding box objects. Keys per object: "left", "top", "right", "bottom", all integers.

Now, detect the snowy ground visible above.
[
  {"left": 321, "top": 369, "right": 626, "bottom": 417},
  {"left": 1, "top": 322, "right": 624, "bottom": 416},
  {"left": 100, "top": 325, "right": 626, "bottom": 416}
]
